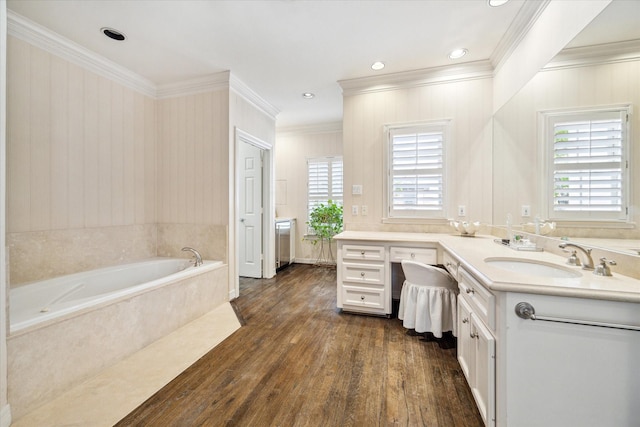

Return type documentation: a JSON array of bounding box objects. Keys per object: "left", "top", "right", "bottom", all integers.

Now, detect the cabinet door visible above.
[
  {"left": 472, "top": 314, "right": 496, "bottom": 427},
  {"left": 457, "top": 296, "right": 474, "bottom": 382}
]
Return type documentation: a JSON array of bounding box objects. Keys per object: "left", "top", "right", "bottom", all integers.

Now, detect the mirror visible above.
[{"left": 492, "top": 0, "right": 640, "bottom": 257}]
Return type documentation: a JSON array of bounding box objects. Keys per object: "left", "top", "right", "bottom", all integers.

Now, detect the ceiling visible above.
[{"left": 5, "top": 0, "right": 639, "bottom": 128}]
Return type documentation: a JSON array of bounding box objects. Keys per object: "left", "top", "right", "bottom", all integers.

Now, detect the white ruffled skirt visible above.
[{"left": 398, "top": 282, "right": 458, "bottom": 338}]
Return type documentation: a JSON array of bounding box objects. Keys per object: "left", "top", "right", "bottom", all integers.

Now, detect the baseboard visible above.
[{"left": 0, "top": 404, "right": 12, "bottom": 427}]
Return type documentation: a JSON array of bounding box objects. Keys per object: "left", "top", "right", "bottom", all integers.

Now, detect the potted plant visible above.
[{"left": 306, "top": 200, "right": 343, "bottom": 266}]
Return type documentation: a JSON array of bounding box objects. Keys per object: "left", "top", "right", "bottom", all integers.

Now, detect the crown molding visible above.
[
  {"left": 7, "top": 10, "right": 156, "bottom": 98},
  {"left": 543, "top": 39, "right": 640, "bottom": 71},
  {"left": 490, "top": 0, "right": 551, "bottom": 75},
  {"left": 338, "top": 60, "right": 494, "bottom": 96},
  {"left": 156, "top": 71, "right": 231, "bottom": 99},
  {"left": 229, "top": 73, "right": 280, "bottom": 121}
]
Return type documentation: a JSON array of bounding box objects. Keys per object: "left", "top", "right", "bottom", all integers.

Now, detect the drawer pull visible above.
[
  {"left": 361, "top": 250, "right": 365, "bottom": 255},
  {"left": 470, "top": 330, "right": 479, "bottom": 339},
  {"left": 466, "top": 287, "right": 475, "bottom": 295},
  {"left": 462, "top": 317, "right": 469, "bottom": 324},
  {"left": 410, "top": 253, "right": 415, "bottom": 258},
  {"left": 360, "top": 272, "right": 365, "bottom": 277},
  {"left": 360, "top": 295, "right": 365, "bottom": 301}
]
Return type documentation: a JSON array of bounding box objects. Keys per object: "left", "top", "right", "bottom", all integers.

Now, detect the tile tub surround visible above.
[
  {"left": 7, "top": 262, "right": 229, "bottom": 420},
  {"left": 8, "top": 224, "right": 157, "bottom": 285},
  {"left": 157, "top": 223, "right": 228, "bottom": 263},
  {"left": 11, "top": 303, "right": 241, "bottom": 427}
]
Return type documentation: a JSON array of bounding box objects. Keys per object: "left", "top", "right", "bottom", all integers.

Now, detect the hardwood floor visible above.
[{"left": 116, "top": 264, "right": 484, "bottom": 426}]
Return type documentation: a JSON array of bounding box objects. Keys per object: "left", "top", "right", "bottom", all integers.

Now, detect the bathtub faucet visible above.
[{"left": 181, "top": 247, "right": 203, "bottom": 267}]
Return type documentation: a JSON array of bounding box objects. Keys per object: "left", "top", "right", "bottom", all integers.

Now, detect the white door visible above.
[{"left": 239, "top": 141, "right": 263, "bottom": 278}]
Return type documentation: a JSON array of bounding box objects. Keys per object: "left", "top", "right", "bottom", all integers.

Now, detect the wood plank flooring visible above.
[{"left": 116, "top": 264, "right": 484, "bottom": 426}]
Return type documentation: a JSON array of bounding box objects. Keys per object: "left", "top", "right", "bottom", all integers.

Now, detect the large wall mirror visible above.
[{"left": 493, "top": 0, "right": 640, "bottom": 257}]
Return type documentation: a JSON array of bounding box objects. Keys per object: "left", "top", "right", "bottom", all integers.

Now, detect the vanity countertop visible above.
[{"left": 335, "top": 231, "right": 640, "bottom": 303}]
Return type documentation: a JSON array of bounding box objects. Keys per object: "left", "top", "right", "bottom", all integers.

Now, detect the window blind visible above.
[
  {"left": 389, "top": 126, "right": 445, "bottom": 218},
  {"left": 552, "top": 116, "right": 624, "bottom": 214},
  {"left": 307, "top": 157, "right": 343, "bottom": 217}
]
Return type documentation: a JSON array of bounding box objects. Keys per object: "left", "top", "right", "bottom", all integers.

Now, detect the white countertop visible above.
[{"left": 335, "top": 231, "right": 640, "bottom": 303}]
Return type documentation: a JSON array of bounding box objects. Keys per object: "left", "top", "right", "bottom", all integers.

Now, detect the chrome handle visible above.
[{"left": 410, "top": 253, "right": 415, "bottom": 258}]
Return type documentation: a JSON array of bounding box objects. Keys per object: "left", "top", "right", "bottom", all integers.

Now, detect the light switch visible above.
[
  {"left": 352, "top": 205, "right": 359, "bottom": 216},
  {"left": 352, "top": 185, "right": 363, "bottom": 195}
]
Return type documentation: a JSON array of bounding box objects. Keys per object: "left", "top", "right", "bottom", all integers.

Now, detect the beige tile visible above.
[{"left": 12, "top": 303, "right": 241, "bottom": 427}]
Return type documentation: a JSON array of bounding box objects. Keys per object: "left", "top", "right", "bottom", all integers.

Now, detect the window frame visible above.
[
  {"left": 383, "top": 121, "right": 451, "bottom": 222},
  {"left": 540, "top": 105, "right": 631, "bottom": 224},
  {"left": 306, "top": 156, "right": 343, "bottom": 233}
]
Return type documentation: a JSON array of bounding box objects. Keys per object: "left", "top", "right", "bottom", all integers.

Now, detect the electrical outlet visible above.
[
  {"left": 522, "top": 205, "right": 531, "bottom": 217},
  {"left": 458, "top": 205, "right": 466, "bottom": 217},
  {"left": 361, "top": 205, "right": 368, "bottom": 216},
  {"left": 352, "top": 205, "right": 359, "bottom": 216}
]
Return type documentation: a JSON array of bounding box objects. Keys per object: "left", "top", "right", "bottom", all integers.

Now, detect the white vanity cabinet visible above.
[
  {"left": 337, "top": 244, "right": 388, "bottom": 316},
  {"left": 500, "top": 292, "right": 640, "bottom": 426},
  {"left": 336, "top": 234, "right": 439, "bottom": 317},
  {"left": 458, "top": 267, "right": 496, "bottom": 427}
]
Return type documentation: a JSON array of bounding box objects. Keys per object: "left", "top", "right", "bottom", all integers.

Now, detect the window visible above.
[
  {"left": 385, "top": 122, "right": 449, "bottom": 219},
  {"left": 544, "top": 107, "right": 630, "bottom": 222},
  {"left": 307, "top": 156, "right": 343, "bottom": 219}
]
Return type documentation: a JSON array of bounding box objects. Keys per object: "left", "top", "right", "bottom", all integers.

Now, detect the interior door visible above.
[{"left": 239, "top": 141, "right": 263, "bottom": 278}]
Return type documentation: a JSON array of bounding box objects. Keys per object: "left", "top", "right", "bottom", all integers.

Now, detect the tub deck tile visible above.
[{"left": 11, "top": 302, "right": 241, "bottom": 427}]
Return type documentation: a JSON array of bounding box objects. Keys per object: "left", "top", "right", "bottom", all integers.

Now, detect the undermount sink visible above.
[{"left": 484, "top": 257, "right": 582, "bottom": 279}]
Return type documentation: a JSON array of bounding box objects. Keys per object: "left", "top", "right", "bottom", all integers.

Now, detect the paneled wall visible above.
[
  {"left": 342, "top": 77, "right": 494, "bottom": 232},
  {"left": 7, "top": 37, "right": 156, "bottom": 232},
  {"left": 275, "top": 126, "right": 342, "bottom": 262},
  {"left": 6, "top": 36, "right": 157, "bottom": 283},
  {"left": 493, "top": 58, "right": 640, "bottom": 239},
  {"left": 156, "top": 90, "right": 229, "bottom": 225}
]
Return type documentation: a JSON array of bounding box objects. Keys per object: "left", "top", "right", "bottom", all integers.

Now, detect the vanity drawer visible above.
[
  {"left": 459, "top": 268, "right": 495, "bottom": 330},
  {"left": 443, "top": 250, "right": 460, "bottom": 280},
  {"left": 342, "top": 285, "right": 386, "bottom": 313},
  {"left": 342, "top": 245, "right": 385, "bottom": 262},
  {"left": 342, "top": 262, "right": 385, "bottom": 285},
  {"left": 390, "top": 247, "right": 437, "bottom": 264}
]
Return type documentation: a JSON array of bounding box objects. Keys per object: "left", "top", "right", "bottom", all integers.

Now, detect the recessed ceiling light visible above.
[
  {"left": 371, "top": 61, "right": 385, "bottom": 71},
  {"left": 302, "top": 92, "right": 315, "bottom": 99},
  {"left": 101, "top": 27, "right": 126, "bottom": 41},
  {"left": 448, "top": 48, "right": 468, "bottom": 60},
  {"left": 487, "top": 0, "right": 510, "bottom": 6}
]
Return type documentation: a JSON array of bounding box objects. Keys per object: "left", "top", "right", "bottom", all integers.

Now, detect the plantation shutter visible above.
[
  {"left": 389, "top": 124, "right": 446, "bottom": 218},
  {"left": 307, "top": 157, "right": 343, "bottom": 219},
  {"left": 550, "top": 110, "right": 627, "bottom": 220}
]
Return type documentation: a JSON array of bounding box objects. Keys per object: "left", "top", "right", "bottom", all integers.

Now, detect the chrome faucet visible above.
[
  {"left": 181, "top": 247, "right": 203, "bottom": 267},
  {"left": 558, "top": 243, "right": 594, "bottom": 270}
]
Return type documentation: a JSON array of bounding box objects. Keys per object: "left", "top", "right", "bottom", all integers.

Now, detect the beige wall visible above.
[
  {"left": 493, "top": 58, "right": 640, "bottom": 239},
  {"left": 275, "top": 126, "right": 342, "bottom": 263},
  {"left": 342, "top": 77, "right": 494, "bottom": 233},
  {"left": 156, "top": 90, "right": 229, "bottom": 225},
  {"left": 6, "top": 36, "right": 158, "bottom": 283},
  {"left": 7, "top": 37, "right": 156, "bottom": 233}
]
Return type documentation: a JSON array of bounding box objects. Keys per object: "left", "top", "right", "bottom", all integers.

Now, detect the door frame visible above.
[{"left": 232, "top": 128, "right": 275, "bottom": 298}]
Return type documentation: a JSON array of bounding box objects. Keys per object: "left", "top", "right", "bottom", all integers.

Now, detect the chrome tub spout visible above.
[{"left": 182, "top": 247, "right": 203, "bottom": 267}]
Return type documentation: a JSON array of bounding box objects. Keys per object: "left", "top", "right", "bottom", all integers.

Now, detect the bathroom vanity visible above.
[{"left": 334, "top": 231, "right": 640, "bottom": 427}]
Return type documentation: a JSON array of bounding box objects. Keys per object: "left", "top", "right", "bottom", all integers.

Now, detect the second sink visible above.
[{"left": 484, "top": 257, "right": 582, "bottom": 279}]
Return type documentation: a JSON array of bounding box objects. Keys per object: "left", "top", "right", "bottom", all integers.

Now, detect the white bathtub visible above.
[
  {"left": 8, "top": 257, "right": 229, "bottom": 419},
  {"left": 10, "top": 257, "right": 221, "bottom": 334}
]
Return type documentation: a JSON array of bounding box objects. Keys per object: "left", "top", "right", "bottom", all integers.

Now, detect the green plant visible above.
[
  {"left": 307, "top": 200, "right": 343, "bottom": 243},
  {"left": 306, "top": 200, "right": 343, "bottom": 266}
]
